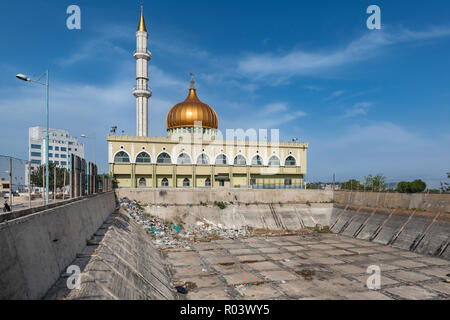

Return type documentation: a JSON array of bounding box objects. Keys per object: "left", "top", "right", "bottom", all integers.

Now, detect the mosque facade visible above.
[{"left": 107, "top": 7, "right": 308, "bottom": 189}]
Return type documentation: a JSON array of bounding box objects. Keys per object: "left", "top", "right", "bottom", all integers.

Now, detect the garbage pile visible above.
[{"left": 119, "top": 197, "right": 250, "bottom": 249}]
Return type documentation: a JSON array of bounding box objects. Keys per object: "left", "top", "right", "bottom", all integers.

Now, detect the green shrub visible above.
[
  {"left": 397, "top": 179, "right": 426, "bottom": 193},
  {"left": 214, "top": 201, "right": 227, "bottom": 210}
]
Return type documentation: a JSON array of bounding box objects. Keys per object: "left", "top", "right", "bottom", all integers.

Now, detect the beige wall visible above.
[
  {"left": 107, "top": 135, "right": 307, "bottom": 170},
  {"left": 334, "top": 191, "right": 450, "bottom": 213},
  {"left": 107, "top": 135, "right": 307, "bottom": 189},
  {"left": 115, "top": 188, "right": 333, "bottom": 205}
]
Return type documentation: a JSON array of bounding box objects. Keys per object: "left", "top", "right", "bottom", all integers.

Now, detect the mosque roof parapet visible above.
[{"left": 107, "top": 135, "right": 308, "bottom": 148}]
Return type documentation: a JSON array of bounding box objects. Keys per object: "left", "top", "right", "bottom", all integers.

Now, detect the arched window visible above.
[
  {"left": 252, "top": 155, "right": 263, "bottom": 166},
  {"left": 215, "top": 154, "right": 228, "bottom": 165},
  {"left": 205, "top": 177, "right": 211, "bottom": 187},
  {"left": 114, "top": 151, "right": 130, "bottom": 163},
  {"left": 285, "top": 156, "right": 296, "bottom": 166},
  {"left": 183, "top": 178, "right": 190, "bottom": 187},
  {"left": 177, "top": 153, "right": 192, "bottom": 165},
  {"left": 268, "top": 155, "right": 280, "bottom": 166},
  {"left": 157, "top": 152, "right": 172, "bottom": 164},
  {"left": 161, "top": 177, "right": 169, "bottom": 187},
  {"left": 197, "top": 154, "right": 210, "bottom": 165},
  {"left": 139, "top": 178, "right": 146, "bottom": 187},
  {"left": 136, "top": 152, "right": 151, "bottom": 163},
  {"left": 234, "top": 155, "right": 247, "bottom": 165}
]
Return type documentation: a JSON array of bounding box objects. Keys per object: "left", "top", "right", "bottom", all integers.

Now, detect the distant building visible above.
[
  {"left": 307, "top": 182, "right": 341, "bottom": 190},
  {"left": 28, "top": 126, "right": 84, "bottom": 173}
]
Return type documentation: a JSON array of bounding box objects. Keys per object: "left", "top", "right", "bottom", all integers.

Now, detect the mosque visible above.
[{"left": 107, "top": 6, "right": 308, "bottom": 189}]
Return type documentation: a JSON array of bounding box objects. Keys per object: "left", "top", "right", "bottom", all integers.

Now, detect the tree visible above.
[
  {"left": 30, "top": 163, "right": 68, "bottom": 189},
  {"left": 364, "top": 174, "right": 387, "bottom": 192},
  {"left": 409, "top": 179, "right": 426, "bottom": 193},
  {"left": 397, "top": 179, "right": 427, "bottom": 193},
  {"left": 397, "top": 181, "right": 411, "bottom": 193},
  {"left": 341, "top": 179, "right": 363, "bottom": 191}
]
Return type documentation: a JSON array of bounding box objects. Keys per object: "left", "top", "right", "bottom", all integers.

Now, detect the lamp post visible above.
[
  {"left": 16, "top": 71, "right": 50, "bottom": 204},
  {"left": 80, "top": 134, "right": 97, "bottom": 195},
  {"left": 80, "top": 134, "right": 97, "bottom": 165}
]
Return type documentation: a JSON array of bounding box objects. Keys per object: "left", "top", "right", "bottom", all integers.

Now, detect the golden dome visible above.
[{"left": 166, "top": 88, "right": 219, "bottom": 130}]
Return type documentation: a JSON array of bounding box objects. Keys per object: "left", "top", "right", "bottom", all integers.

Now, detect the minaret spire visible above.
[
  {"left": 133, "top": 2, "right": 152, "bottom": 136},
  {"left": 138, "top": 1, "right": 147, "bottom": 32}
]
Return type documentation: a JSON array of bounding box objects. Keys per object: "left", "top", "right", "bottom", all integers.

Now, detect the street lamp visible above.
[
  {"left": 80, "top": 133, "right": 97, "bottom": 196},
  {"left": 80, "top": 133, "right": 96, "bottom": 164},
  {"left": 16, "top": 70, "right": 50, "bottom": 204}
]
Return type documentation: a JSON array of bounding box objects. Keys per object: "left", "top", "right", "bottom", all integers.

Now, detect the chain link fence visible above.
[{"left": 0, "top": 154, "right": 113, "bottom": 213}]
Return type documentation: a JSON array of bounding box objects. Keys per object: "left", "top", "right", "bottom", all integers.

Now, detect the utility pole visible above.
[
  {"left": 28, "top": 162, "right": 31, "bottom": 208},
  {"left": 69, "top": 153, "right": 72, "bottom": 199},
  {"left": 42, "top": 165, "right": 45, "bottom": 204},
  {"left": 54, "top": 165, "right": 56, "bottom": 202},
  {"left": 9, "top": 157, "right": 12, "bottom": 207},
  {"left": 63, "top": 169, "right": 66, "bottom": 200}
]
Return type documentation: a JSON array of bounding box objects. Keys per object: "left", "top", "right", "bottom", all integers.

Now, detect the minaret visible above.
[{"left": 133, "top": 2, "right": 152, "bottom": 136}]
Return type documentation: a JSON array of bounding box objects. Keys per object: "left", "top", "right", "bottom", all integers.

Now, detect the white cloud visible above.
[
  {"left": 0, "top": 65, "right": 188, "bottom": 173},
  {"left": 307, "top": 122, "right": 450, "bottom": 187},
  {"left": 342, "top": 101, "right": 373, "bottom": 119},
  {"left": 237, "top": 26, "right": 450, "bottom": 80},
  {"left": 331, "top": 90, "right": 345, "bottom": 97},
  {"left": 260, "top": 102, "right": 288, "bottom": 115},
  {"left": 221, "top": 102, "right": 307, "bottom": 130},
  {"left": 304, "top": 85, "right": 323, "bottom": 92}
]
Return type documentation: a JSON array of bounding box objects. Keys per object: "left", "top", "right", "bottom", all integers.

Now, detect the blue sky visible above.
[{"left": 0, "top": 0, "right": 449, "bottom": 187}]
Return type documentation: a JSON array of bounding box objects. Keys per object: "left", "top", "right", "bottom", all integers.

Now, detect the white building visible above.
[{"left": 28, "top": 126, "right": 84, "bottom": 173}]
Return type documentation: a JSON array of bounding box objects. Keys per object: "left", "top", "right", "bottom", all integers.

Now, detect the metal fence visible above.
[{"left": 0, "top": 154, "right": 113, "bottom": 212}]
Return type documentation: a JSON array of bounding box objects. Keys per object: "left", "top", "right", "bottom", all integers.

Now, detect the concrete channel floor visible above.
[{"left": 164, "top": 233, "right": 450, "bottom": 300}]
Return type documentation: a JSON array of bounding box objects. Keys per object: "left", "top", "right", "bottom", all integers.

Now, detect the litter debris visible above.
[
  {"left": 296, "top": 269, "right": 316, "bottom": 280},
  {"left": 184, "top": 282, "right": 197, "bottom": 291},
  {"left": 175, "top": 286, "right": 188, "bottom": 294},
  {"left": 119, "top": 197, "right": 251, "bottom": 249}
]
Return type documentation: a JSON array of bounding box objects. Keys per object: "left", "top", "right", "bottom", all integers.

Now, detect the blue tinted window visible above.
[
  {"left": 31, "top": 144, "right": 41, "bottom": 149},
  {"left": 31, "top": 152, "right": 41, "bottom": 157}
]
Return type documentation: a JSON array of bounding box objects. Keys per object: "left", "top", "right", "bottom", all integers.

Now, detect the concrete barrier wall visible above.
[
  {"left": 334, "top": 191, "right": 450, "bottom": 213},
  {"left": 116, "top": 188, "right": 333, "bottom": 205},
  {"left": 0, "top": 192, "right": 116, "bottom": 300},
  {"left": 44, "top": 211, "right": 175, "bottom": 300},
  {"left": 145, "top": 203, "right": 333, "bottom": 230},
  {"left": 331, "top": 205, "right": 450, "bottom": 260}
]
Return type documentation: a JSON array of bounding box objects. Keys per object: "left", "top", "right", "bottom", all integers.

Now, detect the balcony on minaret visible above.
[
  {"left": 133, "top": 85, "right": 152, "bottom": 98},
  {"left": 133, "top": 49, "right": 151, "bottom": 61}
]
